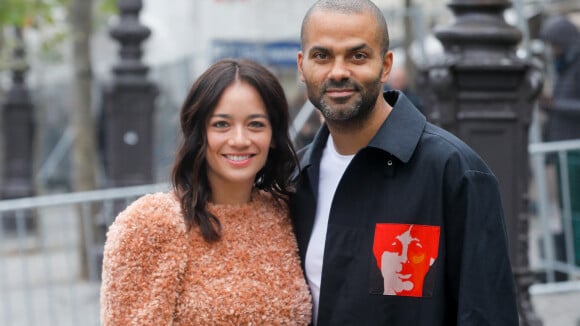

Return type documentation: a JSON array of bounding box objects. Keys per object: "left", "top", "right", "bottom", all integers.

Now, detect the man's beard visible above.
[{"left": 310, "top": 71, "right": 383, "bottom": 131}]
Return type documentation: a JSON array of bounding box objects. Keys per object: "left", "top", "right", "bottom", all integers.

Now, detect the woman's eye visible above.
[
  {"left": 212, "top": 121, "right": 229, "bottom": 128},
  {"left": 249, "top": 121, "right": 267, "bottom": 128}
]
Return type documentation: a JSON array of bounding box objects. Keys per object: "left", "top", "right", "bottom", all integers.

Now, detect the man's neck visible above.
[{"left": 327, "top": 99, "right": 392, "bottom": 156}]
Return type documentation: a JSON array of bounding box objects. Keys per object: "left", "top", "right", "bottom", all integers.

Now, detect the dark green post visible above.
[{"left": 1, "top": 27, "right": 35, "bottom": 231}]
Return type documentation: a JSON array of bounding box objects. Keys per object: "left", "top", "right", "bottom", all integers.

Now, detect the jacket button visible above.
[{"left": 387, "top": 160, "right": 393, "bottom": 166}]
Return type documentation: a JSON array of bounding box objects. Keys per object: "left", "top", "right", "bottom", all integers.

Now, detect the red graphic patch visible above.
[{"left": 372, "top": 223, "right": 440, "bottom": 297}]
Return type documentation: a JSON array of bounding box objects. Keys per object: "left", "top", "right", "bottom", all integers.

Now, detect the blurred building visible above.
[{"left": 4, "top": 0, "right": 579, "bottom": 190}]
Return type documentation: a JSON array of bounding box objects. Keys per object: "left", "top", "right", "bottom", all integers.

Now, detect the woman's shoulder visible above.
[{"left": 109, "top": 192, "right": 186, "bottom": 238}]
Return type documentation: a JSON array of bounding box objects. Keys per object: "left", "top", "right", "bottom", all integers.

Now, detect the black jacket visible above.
[{"left": 290, "top": 91, "right": 518, "bottom": 325}]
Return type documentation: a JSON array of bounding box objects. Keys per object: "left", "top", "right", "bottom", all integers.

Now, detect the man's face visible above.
[{"left": 297, "top": 10, "right": 392, "bottom": 127}]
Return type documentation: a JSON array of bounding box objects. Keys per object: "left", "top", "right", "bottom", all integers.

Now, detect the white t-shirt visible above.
[{"left": 305, "top": 136, "right": 354, "bottom": 325}]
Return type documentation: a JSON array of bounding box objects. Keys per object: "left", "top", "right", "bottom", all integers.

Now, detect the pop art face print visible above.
[{"left": 370, "top": 223, "right": 440, "bottom": 297}]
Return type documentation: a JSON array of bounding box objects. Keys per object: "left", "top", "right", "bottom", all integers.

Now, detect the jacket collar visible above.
[{"left": 299, "top": 90, "right": 426, "bottom": 171}]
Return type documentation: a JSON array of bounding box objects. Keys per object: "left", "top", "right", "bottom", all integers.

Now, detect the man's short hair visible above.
[{"left": 300, "top": 0, "right": 390, "bottom": 56}]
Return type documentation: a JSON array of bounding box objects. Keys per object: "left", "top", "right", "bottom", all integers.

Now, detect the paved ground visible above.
[
  {"left": 3, "top": 281, "right": 580, "bottom": 326},
  {"left": 2, "top": 202, "right": 580, "bottom": 325},
  {"left": 2, "top": 256, "right": 579, "bottom": 325},
  {"left": 532, "top": 287, "right": 580, "bottom": 326}
]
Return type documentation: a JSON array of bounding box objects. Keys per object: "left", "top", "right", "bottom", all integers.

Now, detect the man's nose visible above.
[{"left": 328, "top": 58, "right": 350, "bottom": 81}]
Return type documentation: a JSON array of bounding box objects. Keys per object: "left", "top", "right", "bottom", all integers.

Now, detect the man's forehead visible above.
[{"left": 302, "top": 10, "right": 379, "bottom": 45}]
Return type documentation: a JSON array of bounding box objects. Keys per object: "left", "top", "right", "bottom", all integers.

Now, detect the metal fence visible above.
[
  {"left": 528, "top": 139, "right": 580, "bottom": 287},
  {"left": 1, "top": 138, "right": 580, "bottom": 325},
  {"left": 0, "top": 183, "right": 169, "bottom": 326}
]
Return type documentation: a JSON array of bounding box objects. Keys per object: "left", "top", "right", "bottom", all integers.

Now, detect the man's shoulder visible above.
[
  {"left": 418, "top": 122, "right": 491, "bottom": 172},
  {"left": 422, "top": 123, "right": 466, "bottom": 149}
]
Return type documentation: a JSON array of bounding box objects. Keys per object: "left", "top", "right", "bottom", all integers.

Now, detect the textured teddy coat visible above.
[{"left": 100, "top": 191, "right": 312, "bottom": 325}]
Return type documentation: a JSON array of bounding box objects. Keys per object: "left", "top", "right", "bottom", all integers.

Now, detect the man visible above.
[
  {"left": 538, "top": 15, "right": 580, "bottom": 142},
  {"left": 290, "top": 0, "right": 519, "bottom": 325},
  {"left": 538, "top": 16, "right": 580, "bottom": 266}
]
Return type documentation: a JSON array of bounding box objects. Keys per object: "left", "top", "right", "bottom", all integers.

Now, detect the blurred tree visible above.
[
  {"left": 68, "top": 0, "right": 97, "bottom": 280},
  {"left": 69, "top": 0, "right": 97, "bottom": 193},
  {"left": 68, "top": 0, "right": 117, "bottom": 194},
  {"left": 66, "top": 0, "right": 116, "bottom": 280}
]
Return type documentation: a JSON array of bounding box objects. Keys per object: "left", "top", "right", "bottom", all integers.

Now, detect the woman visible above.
[{"left": 100, "top": 59, "right": 312, "bottom": 325}]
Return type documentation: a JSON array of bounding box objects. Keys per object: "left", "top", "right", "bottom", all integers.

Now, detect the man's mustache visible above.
[{"left": 322, "top": 80, "right": 359, "bottom": 91}]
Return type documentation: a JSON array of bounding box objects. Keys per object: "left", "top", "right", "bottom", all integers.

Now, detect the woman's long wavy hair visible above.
[{"left": 172, "top": 58, "right": 298, "bottom": 242}]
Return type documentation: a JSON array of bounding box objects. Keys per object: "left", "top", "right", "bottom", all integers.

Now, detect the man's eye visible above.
[
  {"left": 352, "top": 53, "right": 367, "bottom": 60},
  {"left": 313, "top": 53, "right": 328, "bottom": 60}
]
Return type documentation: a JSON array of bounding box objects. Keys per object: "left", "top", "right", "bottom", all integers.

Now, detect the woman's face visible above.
[{"left": 205, "top": 81, "right": 272, "bottom": 194}]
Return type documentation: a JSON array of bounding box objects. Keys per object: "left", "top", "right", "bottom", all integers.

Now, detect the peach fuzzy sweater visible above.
[{"left": 100, "top": 191, "right": 312, "bottom": 325}]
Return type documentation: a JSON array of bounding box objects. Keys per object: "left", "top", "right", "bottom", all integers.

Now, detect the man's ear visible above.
[
  {"left": 381, "top": 51, "right": 393, "bottom": 84},
  {"left": 297, "top": 51, "right": 305, "bottom": 82}
]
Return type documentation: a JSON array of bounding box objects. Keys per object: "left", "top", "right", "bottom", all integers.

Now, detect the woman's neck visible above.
[{"left": 209, "top": 181, "right": 254, "bottom": 205}]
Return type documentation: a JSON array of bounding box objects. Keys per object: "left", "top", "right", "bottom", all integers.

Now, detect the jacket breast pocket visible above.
[{"left": 369, "top": 223, "right": 440, "bottom": 298}]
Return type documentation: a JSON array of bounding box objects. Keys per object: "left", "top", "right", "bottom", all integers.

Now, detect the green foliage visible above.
[
  {"left": 0, "top": 0, "right": 69, "bottom": 28},
  {"left": 95, "top": 0, "right": 119, "bottom": 28},
  {"left": 0, "top": 0, "right": 118, "bottom": 69},
  {"left": 0, "top": 0, "right": 28, "bottom": 27},
  {"left": 98, "top": 0, "right": 118, "bottom": 15},
  {"left": 0, "top": 0, "right": 117, "bottom": 34},
  {"left": 38, "top": 29, "right": 67, "bottom": 62}
]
